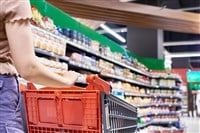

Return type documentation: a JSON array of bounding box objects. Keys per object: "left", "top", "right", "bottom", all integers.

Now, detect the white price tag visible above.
[{"left": 76, "top": 75, "right": 87, "bottom": 83}]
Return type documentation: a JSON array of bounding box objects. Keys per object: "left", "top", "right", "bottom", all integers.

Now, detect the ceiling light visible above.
[
  {"left": 97, "top": 27, "right": 127, "bottom": 34},
  {"left": 163, "top": 40, "right": 200, "bottom": 46},
  {"left": 100, "top": 24, "right": 126, "bottom": 43},
  {"left": 165, "top": 52, "right": 200, "bottom": 58}
]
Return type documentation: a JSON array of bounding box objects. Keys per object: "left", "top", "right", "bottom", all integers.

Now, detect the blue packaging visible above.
[
  {"left": 70, "top": 30, "right": 78, "bottom": 42},
  {"left": 77, "top": 32, "right": 82, "bottom": 44}
]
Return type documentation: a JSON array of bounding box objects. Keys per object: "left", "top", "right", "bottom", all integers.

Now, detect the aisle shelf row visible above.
[
  {"left": 67, "top": 41, "right": 149, "bottom": 77},
  {"left": 35, "top": 48, "right": 69, "bottom": 62},
  {"left": 100, "top": 74, "right": 152, "bottom": 88},
  {"left": 33, "top": 24, "right": 181, "bottom": 83},
  {"left": 158, "top": 86, "right": 180, "bottom": 90},
  {"left": 67, "top": 41, "right": 182, "bottom": 82},
  {"left": 101, "top": 74, "right": 180, "bottom": 90},
  {"left": 35, "top": 48, "right": 100, "bottom": 74},
  {"left": 137, "top": 103, "right": 182, "bottom": 108},
  {"left": 35, "top": 47, "right": 181, "bottom": 91},
  {"left": 31, "top": 25, "right": 66, "bottom": 41},
  {"left": 138, "top": 120, "right": 179, "bottom": 129},
  {"left": 68, "top": 60, "right": 100, "bottom": 73},
  {"left": 151, "top": 75, "right": 182, "bottom": 83},
  {"left": 35, "top": 48, "right": 180, "bottom": 92},
  {"left": 35, "top": 48, "right": 151, "bottom": 88},
  {"left": 138, "top": 111, "right": 181, "bottom": 118},
  {"left": 151, "top": 120, "right": 179, "bottom": 125},
  {"left": 125, "top": 92, "right": 182, "bottom": 99},
  {"left": 149, "top": 129, "right": 184, "bottom": 133}
]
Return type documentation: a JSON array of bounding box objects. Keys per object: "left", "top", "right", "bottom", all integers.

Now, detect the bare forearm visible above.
[
  {"left": 6, "top": 21, "right": 79, "bottom": 87},
  {"left": 23, "top": 60, "right": 74, "bottom": 87}
]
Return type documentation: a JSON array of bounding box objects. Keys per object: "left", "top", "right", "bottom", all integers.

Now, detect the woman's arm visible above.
[{"left": 5, "top": 20, "right": 79, "bottom": 87}]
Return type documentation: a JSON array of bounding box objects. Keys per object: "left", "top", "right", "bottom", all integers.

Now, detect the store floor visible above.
[{"left": 180, "top": 117, "right": 200, "bottom": 133}]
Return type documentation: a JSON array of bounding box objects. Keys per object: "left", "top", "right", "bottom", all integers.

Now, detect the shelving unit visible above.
[
  {"left": 32, "top": 24, "right": 182, "bottom": 132},
  {"left": 35, "top": 48, "right": 69, "bottom": 62},
  {"left": 138, "top": 111, "right": 181, "bottom": 118},
  {"left": 125, "top": 93, "right": 182, "bottom": 99},
  {"left": 151, "top": 75, "right": 182, "bottom": 83},
  {"left": 137, "top": 103, "right": 182, "bottom": 108}
]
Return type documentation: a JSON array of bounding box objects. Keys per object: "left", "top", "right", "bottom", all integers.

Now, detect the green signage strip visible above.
[
  {"left": 187, "top": 71, "right": 200, "bottom": 82},
  {"left": 187, "top": 71, "right": 200, "bottom": 90}
]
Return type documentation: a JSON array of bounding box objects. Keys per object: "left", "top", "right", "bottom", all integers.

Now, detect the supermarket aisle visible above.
[{"left": 181, "top": 117, "right": 200, "bottom": 133}]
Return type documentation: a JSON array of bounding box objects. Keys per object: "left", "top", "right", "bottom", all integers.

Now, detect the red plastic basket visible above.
[
  {"left": 23, "top": 84, "right": 102, "bottom": 133},
  {"left": 86, "top": 75, "right": 110, "bottom": 94}
]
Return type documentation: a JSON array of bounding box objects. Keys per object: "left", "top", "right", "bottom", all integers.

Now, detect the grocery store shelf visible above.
[
  {"left": 67, "top": 40, "right": 149, "bottom": 77},
  {"left": 31, "top": 25, "right": 66, "bottom": 41},
  {"left": 137, "top": 120, "right": 179, "bottom": 129},
  {"left": 67, "top": 39, "right": 101, "bottom": 56},
  {"left": 67, "top": 40, "right": 182, "bottom": 84},
  {"left": 124, "top": 92, "right": 182, "bottom": 99},
  {"left": 158, "top": 85, "right": 180, "bottom": 90},
  {"left": 100, "top": 74, "right": 180, "bottom": 90},
  {"left": 125, "top": 79, "right": 152, "bottom": 88},
  {"left": 59, "top": 56, "right": 70, "bottom": 62},
  {"left": 100, "top": 74, "right": 152, "bottom": 88},
  {"left": 68, "top": 60, "right": 100, "bottom": 73},
  {"left": 137, "top": 121, "right": 153, "bottom": 129},
  {"left": 151, "top": 120, "right": 179, "bottom": 125},
  {"left": 30, "top": 51, "right": 182, "bottom": 91},
  {"left": 35, "top": 48, "right": 69, "bottom": 62},
  {"left": 138, "top": 111, "right": 181, "bottom": 118},
  {"left": 33, "top": 25, "right": 182, "bottom": 85},
  {"left": 152, "top": 129, "right": 184, "bottom": 133},
  {"left": 137, "top": 103, "right": 182, "bottom": 108},
  {"left": 35, "top": 47, "right": 101, "bottom": 74},
  {"left": 151, "top": 75, "right": 182, "bottom": 83},
  {"left": 100, "top": 74, "right": 126, "bottom": 81}
]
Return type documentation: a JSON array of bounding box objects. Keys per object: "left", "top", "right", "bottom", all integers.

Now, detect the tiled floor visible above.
[{"left": 180, "top": 117, "right": 200, "bottom": 133}]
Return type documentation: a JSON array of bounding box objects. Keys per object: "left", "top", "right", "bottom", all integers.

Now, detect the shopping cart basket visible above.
[{"left": 23, "top": 75, "right": 137, "bottom": 133}]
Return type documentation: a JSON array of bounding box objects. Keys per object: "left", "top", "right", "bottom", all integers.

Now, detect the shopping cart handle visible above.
[
  {"left": 26, "top": 82, "right": 85, "bottom": 91},
  {"left": 24, "top": 75, "right": 111, "bottom": 94},
  {"left": 27, "top": 82, "right": 37, "bottom": 90},
  {"left": 86, "top": 74, "right": 97, "bottom": 83},
  {"left": 86, "top": 75, "right": 111, "bottom": 94}
]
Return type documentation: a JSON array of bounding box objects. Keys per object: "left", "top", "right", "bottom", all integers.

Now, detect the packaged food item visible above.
[
  {"left": 69, "top": 30, "right": 78, "bottom": 42},
  {"left": 31, "top": 25, "right": 66, "bottom": 56},
  {"left": 62, "top": 28, "right": 71, "bottom": 40},
  {"left": 123, "top": 69, "right": 132, "bottom": 79},
  {"left": 31, "top": 6, "right": 43, "bottom": 26},
  {"left": 90, "top": 40, "right": 100, "bottom": 52},
  {"left": 99, "top": 59, "right": 114, "bottom": 75},
  {"left": 114, "top": 52, "right": 122, "bottom": 61}
]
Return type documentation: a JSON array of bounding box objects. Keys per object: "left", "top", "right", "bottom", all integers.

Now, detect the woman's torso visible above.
[
  {"left": 0, "top": 15, "right": 18, "bottom": 75},
  {"left": 0, "top": 0, "right": 32, "bottom": 75}
]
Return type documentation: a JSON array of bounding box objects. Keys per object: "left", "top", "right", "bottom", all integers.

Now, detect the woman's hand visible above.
[{"left": 63, "top": 70, "right": 80, "bottom": 85}]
